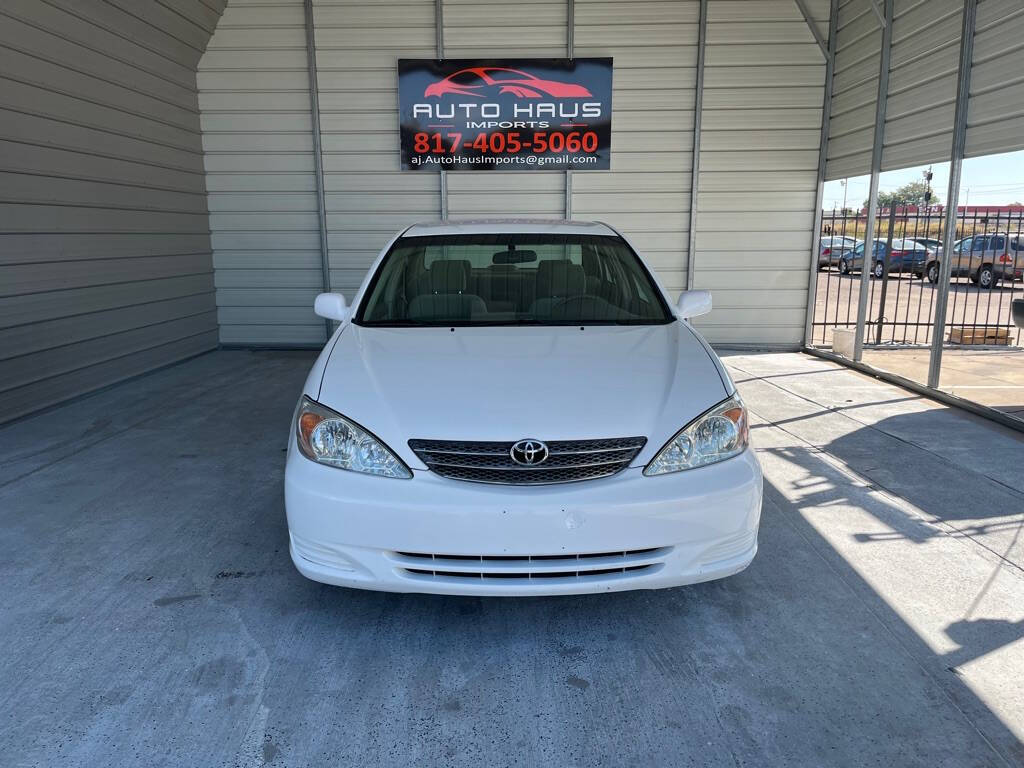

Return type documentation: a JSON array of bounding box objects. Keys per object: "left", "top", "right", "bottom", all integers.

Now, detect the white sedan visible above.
[{"left": 285, "top": 220, "right": 762, "bottom": 595}]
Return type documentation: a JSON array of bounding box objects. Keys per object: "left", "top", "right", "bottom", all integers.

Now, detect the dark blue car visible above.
[{"left": 838, "top": 238, "right": 932, "bottom": 278}]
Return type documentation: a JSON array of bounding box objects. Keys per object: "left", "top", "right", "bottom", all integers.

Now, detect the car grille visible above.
[
  {"left": 394, "top": 548, "right": 669, "bottom": 582},
  {"left": 407, "top": 437, "right": 647, "bottom": 485}
]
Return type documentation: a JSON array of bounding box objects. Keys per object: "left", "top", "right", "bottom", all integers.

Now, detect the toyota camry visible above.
[{"left": 285, "top": 220, "right": 762, "bottom": 595}]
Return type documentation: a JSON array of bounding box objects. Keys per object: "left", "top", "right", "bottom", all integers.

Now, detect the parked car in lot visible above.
[
  {"left": 913, "top": 237, "right": 944, "bottom": 256},
  {"left": 838, "top": 238, "right": 931, "bottom": 278},
  {"left": 285, "top": 220, "right": 762, "bottom": 596},
  {"left": 924, "top": 232, "right": 1024, "bottom": 287},
  {"left": 818, "top": 235, "right": 859, "bottom": 270}
]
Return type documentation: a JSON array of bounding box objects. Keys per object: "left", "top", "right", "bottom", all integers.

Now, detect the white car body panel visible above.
[
  {"left": 317, "top": 322, "right": 728, "bottom": 471},
  {"left": 286, "top": 219, "right": 762, "bottom": 596}
]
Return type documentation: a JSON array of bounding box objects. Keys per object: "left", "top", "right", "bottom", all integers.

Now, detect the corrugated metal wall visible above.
[
  {"left": 314, "top": 0, "right": 439, "bottom": 305},
  {"left": 826, "top": 0, "right": 1024, "bottom": 180},
  {"left": 883, "top": 0, "right": 961, "bottom": 171},
  {"left": 198, "top": 0, "right": 324, "bottom": 345},
  {"left": 198, "top": 0, "right": 702, "bottom": 334},
  {"left": 827, "top": 0, "right": 964, "bottom": 177},
  {"left": 444, "top": 0, "right": 568, "bottom": 223},
  {"left": 201, "top": 0, "right": 821, "bottom": 344},
  {"left": 0, "top": 0, "right": 224, "bottom": 423},
  {"left": 693, "top": 0, "right": 828, "bottom": 345},
  {"left": 573, "top": 1, "right": 698, "bottom": 295},
  {"left": 966, "top": 0, "right": 1024, "bottom": 158},
  {"left": 825, "top": 0, "right": 883, "bottom": 180}
]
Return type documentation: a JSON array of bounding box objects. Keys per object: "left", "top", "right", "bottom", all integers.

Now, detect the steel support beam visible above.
[
  {"left": 867, "top": 0, "right": 887, "bottom": 28},
  {"left": 793, "top": 0, "right": 828, "bottom": 59},
  {"left": 303, "top": 0, "right": 332, "bottom": 339},
  {"left": 927, "top": 0, "right": 977, "bottom": 388},
  {"left": 803, "top": 0, "right": 839, "bottom": 346},
  {"left": 565, "top": 0, "right": 574, "bottom": 219},
  {"left": 436, "top": 0, "right": 448, "bottom": 220},
  {"left": 686, "top": 0, "right": 707, "bottom": 292},
  {"left": 853, "top": 0, "right": 892, "bottom": 361}
]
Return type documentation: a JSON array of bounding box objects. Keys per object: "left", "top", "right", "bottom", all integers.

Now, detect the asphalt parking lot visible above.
[{"left": 2, "top": 350, "right": 1022, "bottom": 767}]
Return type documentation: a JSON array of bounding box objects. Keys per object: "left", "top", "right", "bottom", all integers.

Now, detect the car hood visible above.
[{"left": 316, "top": 322, "right": 729, "bottom": 470}]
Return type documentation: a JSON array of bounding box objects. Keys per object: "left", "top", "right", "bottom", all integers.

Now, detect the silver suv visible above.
[{"left": 925, "top": 233, "right": 1024, "bottom": 288}]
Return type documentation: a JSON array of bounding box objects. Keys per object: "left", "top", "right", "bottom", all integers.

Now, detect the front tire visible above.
[
  {"left": 872, "top": 260, "right": 885, "bottom": 279},
  {"left": 926, "top": 262, "right": 939, "bottom": 284},
  {"left": 840, "top": 259, "right": 851, "bottom": 275}
]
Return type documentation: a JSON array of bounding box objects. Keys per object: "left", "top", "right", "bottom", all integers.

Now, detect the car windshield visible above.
[{"left": 356, "top": 233, "right": 674, "bottom": 327}]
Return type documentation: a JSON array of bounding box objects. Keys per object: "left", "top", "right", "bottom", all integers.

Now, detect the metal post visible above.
[
  {"left": 303, "top": 0, "right": 332, "bottom": 339},
  {"left": 439, "top": 169, "right": 448, "bottom": 220},
  {"left": 565, "top": 0, "right": 574, "bottom": 219},
  {"left": 564, "top": 169, "right": 573, "bottom": 219},
  {"left": 435, "top": 0, "right": 447, "bottom": 220},
  {"left": 686, "top": 0, "right": 707, "bottom": 292},
  {"left": 928, "top": 0, "right": 977, "bottom": 388},
  {"left": 803, "top": 0, "right": 839, "bottom": 347},
  {"left": 874, "top": 203, "right": 896, "bottom": 344},
  {"left": 853, "top": 0, "right": 892, "bottom": 361}
]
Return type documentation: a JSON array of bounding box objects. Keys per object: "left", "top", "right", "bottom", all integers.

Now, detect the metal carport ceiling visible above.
[{"left": 825, "top": 0, "right": 1024, "bottom": 181}]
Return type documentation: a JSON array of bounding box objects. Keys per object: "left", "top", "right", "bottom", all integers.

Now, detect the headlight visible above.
[
  {"left": 294, "top": 396, "right": 411, "bottom": 479},
  {"left": 644, "top": 394, "right": 749, "bottom": 476}
]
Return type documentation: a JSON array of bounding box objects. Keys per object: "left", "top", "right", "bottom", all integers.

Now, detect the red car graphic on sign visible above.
[{"left": 425, "top": 67, "right": 593, "bottom": 99}]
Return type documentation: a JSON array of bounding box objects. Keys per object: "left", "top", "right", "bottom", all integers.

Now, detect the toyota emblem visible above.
[{"left": 510, "top": 439, "right": 549, "bottom": 466}]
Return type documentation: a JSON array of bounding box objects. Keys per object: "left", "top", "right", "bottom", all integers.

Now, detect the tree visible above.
[{"left": 864, "top": 180, "right": 940, "bottom": 209}]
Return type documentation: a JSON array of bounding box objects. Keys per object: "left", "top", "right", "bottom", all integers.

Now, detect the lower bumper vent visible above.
[
  {"left": 393, "top": 547, "right": 669, "bottom": 583},
  {"left": 403, "top": 564, "right": 655, "bottom": 580}
]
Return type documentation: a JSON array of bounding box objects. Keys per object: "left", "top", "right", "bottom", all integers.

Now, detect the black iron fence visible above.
[{"left": 811, "top": 206, "right": 1024, "bottom": 348}]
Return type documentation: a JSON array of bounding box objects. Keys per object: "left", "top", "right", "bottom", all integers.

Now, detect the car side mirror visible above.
[
  {"left": 314, "top": 292, "right": 349, "bottom": 322},
  {"left": 676, "top": 290, "right": 712, "bottom": 320}
]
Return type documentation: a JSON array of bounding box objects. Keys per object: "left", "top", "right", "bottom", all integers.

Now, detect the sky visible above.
[{"left": 822, "top": 148, "right": 1024, "bottom": 210}]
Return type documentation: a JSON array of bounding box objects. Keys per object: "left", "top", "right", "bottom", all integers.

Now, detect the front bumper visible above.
[{"left": 284, "top": 445, "right": 762, "bottom": 596}]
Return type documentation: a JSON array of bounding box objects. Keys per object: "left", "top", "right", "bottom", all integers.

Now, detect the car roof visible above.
[{"left": 401, "top": 219, "right": 619, "bottom": 237}]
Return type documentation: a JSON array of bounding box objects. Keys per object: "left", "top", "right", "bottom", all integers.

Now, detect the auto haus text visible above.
[{"left": 411, "top": 101, "right": 603, "bottom": 130}]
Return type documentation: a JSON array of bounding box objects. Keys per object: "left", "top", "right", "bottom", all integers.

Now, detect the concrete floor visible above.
[
  {"left": 860, "top": 347, "right": 1024, "bottom": 417},
  {"left": 1, "top": 350, "right": 1023, "bottom": 767}
]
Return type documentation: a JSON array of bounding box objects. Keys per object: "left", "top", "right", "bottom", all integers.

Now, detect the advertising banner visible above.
[{"left": 397, "top": 59, "right": 612, "bottom": 171}]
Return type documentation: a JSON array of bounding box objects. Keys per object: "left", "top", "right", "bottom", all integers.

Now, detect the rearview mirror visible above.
[
  {"left": 676, "top": 290, "right": 712, "bottom": 320},
  {"left": 314, "top": 292, "right": 349, "bottom": 322},
  {"left": 493, "top": 249, "right": 537, "bottom": 265}
]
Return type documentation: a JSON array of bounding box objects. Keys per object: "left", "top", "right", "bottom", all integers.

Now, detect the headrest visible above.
[
  {"left": 536, "top": 260, "right": 585, "bottom": 299},
  {"left": 408, "top": 294, "right": 487, "bottom": 321},
  {"left": 429, "top": 260, "right": 469, "bottom": 294}
]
